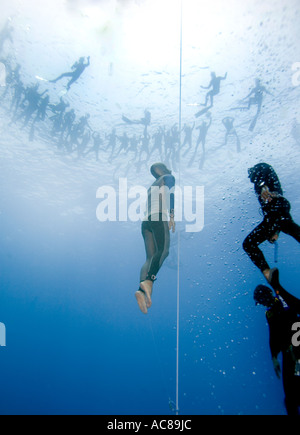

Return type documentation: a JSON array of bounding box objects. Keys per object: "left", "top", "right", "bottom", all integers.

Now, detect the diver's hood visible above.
[{"left": 254, "top": 285, "right": 274, "bottom": 306}]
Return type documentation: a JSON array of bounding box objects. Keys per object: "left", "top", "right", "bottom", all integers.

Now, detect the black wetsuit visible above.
[
  {"left": 243, "top": 164, "right": 300, "bottom": 272},
  {"left": 266, "top": 286, "right": 300, "bottom": 415},
  {"left": 140, "top": 175, "right": 175, "bottom": 282}
]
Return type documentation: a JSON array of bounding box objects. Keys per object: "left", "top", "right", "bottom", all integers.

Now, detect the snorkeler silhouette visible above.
[
  {"left": 151, "top": 127, "right": 164, "bottom": 160},
  {"left": 189, "top": 113, "right": 212, "bottom": 168},
  {"left": 14, "top": 84, "right": 48, "bottom": 127},
  {"left": 243, "top": 163, "right": 300, "bottom": 284},
  {"left": 136, "top": 163, "right": 175, "bottom": 314},
  {"left": 236, "top": 79, "right": 273, "bottom": 131},
  {"left": 201, "top": 71, "right": 228, "bottom": 108},
  {"left": 181, "top": 123, "right": 195, "bottom": 156},
  {"left": 254, "top": 271, "right": 300, "bottom": 416},
  {"left": 222, "top": 117, "right": 241, "bottom": 152},
  {"left": 50, "top": 57, "right": 90, "bottom": 90},
  {"left": 122, "top": 109, "right": 151, "bottom": 135},
  {"left": 85, "top": 132, "right": 103, "bottom": 161}
]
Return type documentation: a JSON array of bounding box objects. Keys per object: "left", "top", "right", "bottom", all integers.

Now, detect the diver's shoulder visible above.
[{"left": 162, "top": 174, "right": 175, "bottom": 183}]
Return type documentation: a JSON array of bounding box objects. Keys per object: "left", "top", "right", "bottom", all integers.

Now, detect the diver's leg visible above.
[
  {"left": 281, "top": 218, "right": 300, "bottom": 244},
  {"left": 66, "top": 74, "right": 79, "bottom": 90},
  {"left": 50, "top": 72, "right": 73, "bottom": 83},
  {"left": 235, "top": 133, "right": 241, "bottom": 153},
  {"left": 140, "top": 219, "right": 170, "bottom": 307},
  {"left": 137, "top": 221, "right": 156, "bottom": 313},
  {"left": 224, "top": 132, "right": 229, "bottom": 146},
  {"left": 243, "top": 219, "right": 275, "bottom": 279},
  {"left": 146, "top": 219, "right": 170, "bottom": 279}
]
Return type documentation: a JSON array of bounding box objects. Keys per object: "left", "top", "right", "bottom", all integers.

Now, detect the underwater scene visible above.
[{"left": 0, "top": 0, "right": 299, "bottom": 416}]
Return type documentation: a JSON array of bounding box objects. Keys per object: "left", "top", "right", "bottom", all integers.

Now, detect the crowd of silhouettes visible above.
[{"left": 0, "top": 20, "right": 278, "bottom": 172}]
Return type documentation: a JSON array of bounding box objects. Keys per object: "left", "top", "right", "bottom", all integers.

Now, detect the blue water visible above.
[{"left": 0, "top": 0, "right": 299, "bottom": 415}]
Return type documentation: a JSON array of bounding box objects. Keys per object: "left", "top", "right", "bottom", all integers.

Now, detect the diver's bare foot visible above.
[
  {"left": 135, "top": 291, "right": 148, "bottom": 314},
  {"left": 263, "top": 269, "right": 271, "bottom": 282},
  {"left": 140, "top": 280, "right": 153, "bottom": 309},
  {"left": 263, "top": 268, "right": 278, "bottom": 285}
]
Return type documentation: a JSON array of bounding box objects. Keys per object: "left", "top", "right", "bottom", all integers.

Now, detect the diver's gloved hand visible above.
[{"left": 272, "top": 357, "right": 281, "bottom": 379}]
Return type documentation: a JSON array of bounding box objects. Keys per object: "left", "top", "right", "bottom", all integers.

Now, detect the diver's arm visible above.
[
  {"left": 201, "top": 80, "right": 212, "bottom": 90},
  {"left": 244, "top": 89, "right": 255, "bottom": 100},
  {"left": 221, "top": 72, "right": 228, "bottom": 80},
  {"left": 85, "top": 56, "right": 90, "bottom": 67}
]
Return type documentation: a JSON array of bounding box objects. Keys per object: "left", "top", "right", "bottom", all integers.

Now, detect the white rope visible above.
[{"left": 176, "top": 0, "right": 183, "bottom": 417}]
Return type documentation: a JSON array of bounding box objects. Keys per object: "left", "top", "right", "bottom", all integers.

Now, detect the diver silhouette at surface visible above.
[
  {"left": 243, "top": 163, "right": 300, "bottom": 284},
  {"left": 106, "top": 128, "right": 118, "bottom": 160},
  {"left": 14, "top": 84, "right": 48, "bottom": 127},
  {"left": 122, "top": 109, "right": 151, "bottom": 135},
  {"left": 240, "top": 79, "right": 273, "bottom": 131},
  {"left": 254, "top": 270, "right": 300, "bottom": 416},
  {"left": 85, "top": 132, "right": 103, "bottom": 161},
  {"left": 151, "top": 127, "right": 164, "bottom": 160},
  {"left": 222, "top": 117, "right": 241, "bottom": 152},
  {"left": 50, "top": 57, "right": 90, "bottom": 90},
  {"left": 181, "top": 123, "right": 195, "bottom": 156},
  {"left": 189, "top": 113, "right": 212, "bottom": 168},
  {"left": 201, "top": 71, "right": 228, "bottom": 108},
  {"left": 136, "top": 163, "right": 175, "bottom": 315}
]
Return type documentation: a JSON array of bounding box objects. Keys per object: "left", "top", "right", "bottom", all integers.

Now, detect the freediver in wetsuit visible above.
[
  {"left": 50, "top": 57, "right": 90, "bottom": 90},
  {"left": 254, "top": 270, "right": 300, "bottom": 416},
  {"left": 136, "top": 163, "right": 176, "bottom": 314},
  {"left": 243, "top": 163, "right": 300, "bottom": 283}
]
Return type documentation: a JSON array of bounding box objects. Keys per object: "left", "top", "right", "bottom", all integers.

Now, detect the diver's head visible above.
[
  {"left": 79, "top": 57, "right": 85, "bottom": 63},
  {"left": 211, "top": 72, "right": 216, "bottom": 78},
  {"left": 151, "top": 163, "right": 172, "bottom": 179},
  {"left": 254, "top": 285, "right": 275, "bottom": 308},
  {"left": 255, "top": 78, "right": 261, "bottom": 86},
  {"left": 248, "top": 163, "right": 269, "bottom": 184},
  {"left": 248, "top": 166, "right": 257, "bottom": 183}
]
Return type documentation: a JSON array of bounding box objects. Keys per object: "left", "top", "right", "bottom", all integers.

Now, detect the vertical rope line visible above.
[{"left": 176, "top": 0, "right": 183, "bottom": 417}]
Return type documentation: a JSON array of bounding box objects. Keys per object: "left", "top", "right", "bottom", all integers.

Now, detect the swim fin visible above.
[
  {"left": 122, "top": 115, "right": 134, "bottom": 124},
  {"left": 195, "top": 107, "right": 210, "bottom": 118}
]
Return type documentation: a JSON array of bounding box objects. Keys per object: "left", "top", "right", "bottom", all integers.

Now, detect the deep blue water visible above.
[{"left": 0, "top": 0, "right": 299, "bottom": 415}]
